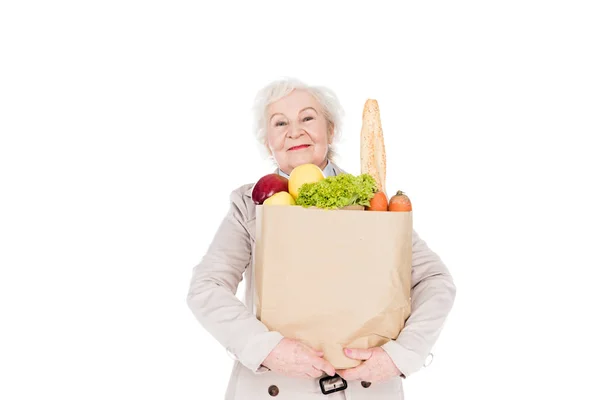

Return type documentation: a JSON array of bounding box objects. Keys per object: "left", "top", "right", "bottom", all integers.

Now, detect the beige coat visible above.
[{"left": 187, "top": 162, "right": 456, "bottom": 399}]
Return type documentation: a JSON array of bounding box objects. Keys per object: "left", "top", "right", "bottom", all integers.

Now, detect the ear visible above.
[
  {"left": 264, "top": 139, "right": 273, "bottom": 156},
  {"left": 328, "top": 123, "right": 335, "bottom": 144}
]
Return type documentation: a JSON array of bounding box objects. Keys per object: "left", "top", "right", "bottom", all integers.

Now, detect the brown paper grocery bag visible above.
[{"left": 253, "top": 205, "right": 412, "bottom": 369}]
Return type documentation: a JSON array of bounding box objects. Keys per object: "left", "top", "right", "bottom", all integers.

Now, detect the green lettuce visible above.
[{"left": 295, "top": 173, "right": 378, "bottom": 209}]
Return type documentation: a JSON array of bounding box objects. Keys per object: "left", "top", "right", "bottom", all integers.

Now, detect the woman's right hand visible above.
[{"left": 261, "top": 338, "right": 337, "bottom": 379}]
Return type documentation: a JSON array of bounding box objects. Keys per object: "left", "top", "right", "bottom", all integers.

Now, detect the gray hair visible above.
[{"left": 252, "top": 77, "right": 344, "bottom": 163}]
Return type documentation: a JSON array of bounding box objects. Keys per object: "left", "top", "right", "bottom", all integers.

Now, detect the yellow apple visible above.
[
  {"left": 288, "top": 163, "right": 325, "bottom": 199},
  {"left": 263, "top": 191, "right": 296, "bottom": 206}
]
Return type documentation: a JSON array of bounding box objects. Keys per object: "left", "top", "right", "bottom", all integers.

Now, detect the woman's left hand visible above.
[{"left": 337, "top": 347, "right": 401, "bottom": 384}]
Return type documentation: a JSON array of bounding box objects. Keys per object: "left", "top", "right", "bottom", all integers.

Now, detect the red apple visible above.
[{"left": 252, "top": 174, "right": 289, "bottom": 205}]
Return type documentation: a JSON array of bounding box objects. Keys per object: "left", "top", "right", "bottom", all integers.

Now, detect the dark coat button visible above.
[
  {"left": 361, "top": 381, "right": 372, "bottom": 388},
  {"left": 268, "top": 385, "right": 279, "bottom": 396}
]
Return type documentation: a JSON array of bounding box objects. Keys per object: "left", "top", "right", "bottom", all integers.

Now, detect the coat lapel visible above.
[{"left": 329, "top": 161, "right": 346, "bottom": 176}]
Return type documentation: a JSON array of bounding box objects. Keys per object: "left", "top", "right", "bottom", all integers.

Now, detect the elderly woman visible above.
[{"left": 187, "top": 78, "right": 456, "bottom": 399}]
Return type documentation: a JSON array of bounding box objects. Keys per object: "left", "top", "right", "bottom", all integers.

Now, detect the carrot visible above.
[
  {"left": 388, "top": 190, "right": 412, "bottom": 211},
  {"left": 367, "top": 191, "right": 388, "bottom": 211}
]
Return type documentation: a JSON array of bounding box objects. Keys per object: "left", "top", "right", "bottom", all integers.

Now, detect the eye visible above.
[
  {"left": 275, "top": 121, "right": 287, "bottom": 127},
  {"left": 303, "top": 116, "right": 314, "bottom": 122}
]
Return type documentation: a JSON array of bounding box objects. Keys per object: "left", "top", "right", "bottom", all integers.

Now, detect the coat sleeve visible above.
[
  {"left": 186, "top": 191, "right": 284, "bottom": 373},
  {"left": 381, "top": 229, "right": 457, "bottom": 377}
]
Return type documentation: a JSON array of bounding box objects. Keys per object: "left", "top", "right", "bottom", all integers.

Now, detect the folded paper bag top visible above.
[{"left": 253, "top": 205, "right": 412, "bottom": 369}]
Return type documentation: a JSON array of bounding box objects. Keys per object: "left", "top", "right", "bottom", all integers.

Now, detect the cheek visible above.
[
  {"left": 309, "top": 123, "right": 330, "bottom": 146},
  {"left": 267, "top": 132, "right": 285, "bottom": 151}
]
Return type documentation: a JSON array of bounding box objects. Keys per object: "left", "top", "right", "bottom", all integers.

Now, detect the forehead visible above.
[{"left": 267, "top": 89, "right": 322, "bottom": 117}]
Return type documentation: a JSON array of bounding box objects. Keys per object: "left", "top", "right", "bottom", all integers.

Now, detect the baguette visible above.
[{"left": 360, "top": 99, "right": 387, "bottom": 195}]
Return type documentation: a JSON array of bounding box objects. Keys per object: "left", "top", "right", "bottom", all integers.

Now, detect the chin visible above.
[
  {"left": 289, "top": 153, "right": 314, "bottom": 166},
  {"left": 283, "top": 151, "right": 327, "bottom": 170}
]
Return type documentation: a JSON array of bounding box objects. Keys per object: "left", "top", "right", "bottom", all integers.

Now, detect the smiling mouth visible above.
[{"left": 288, "top": 144, "right": 311, "bottom": 151}]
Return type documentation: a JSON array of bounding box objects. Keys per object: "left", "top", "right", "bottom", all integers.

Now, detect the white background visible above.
[{"left": 1, "top": 1, "right": 599, "bottom": 399}]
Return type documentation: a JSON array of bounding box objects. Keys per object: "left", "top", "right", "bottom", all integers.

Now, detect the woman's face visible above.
[{"left": 266, "top": 89, "right": 332, "bottom": 175}]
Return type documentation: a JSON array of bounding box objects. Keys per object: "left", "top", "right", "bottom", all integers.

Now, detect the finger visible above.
[
  {"left": 302, "top": 343, "right": 323, "bottom": 357},
  {"left": 313, "top": 357, "right": 336, "bottom": 377},
  {"left": 307, "top": 366, "right": 323, "bottom": 379},
  {"left": 339, "top": 364, "right": 368, "bottom": 381},
  {"left": 310, "top": 347, "right": 324, "bottom": 357},
  {"left": 344, "top": 347, "right": 373, "bottom": 361}
]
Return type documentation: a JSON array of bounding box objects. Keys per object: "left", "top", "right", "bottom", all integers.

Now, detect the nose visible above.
[{"left": 287, "top": 121, "right": 306, "bottom": 139}]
